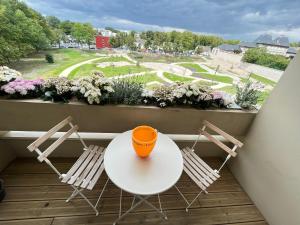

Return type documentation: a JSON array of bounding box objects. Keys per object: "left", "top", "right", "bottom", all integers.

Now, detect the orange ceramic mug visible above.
[{"left": 132, "top": 126, "right": 158, "bottom": 158}]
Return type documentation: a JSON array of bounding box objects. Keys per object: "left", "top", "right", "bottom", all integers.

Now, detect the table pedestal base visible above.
[{"left": 113, "top": 190, "right": 168, "bottom": 225}]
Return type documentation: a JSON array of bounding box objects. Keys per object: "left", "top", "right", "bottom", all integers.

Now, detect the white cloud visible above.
[
  {"left": 95, "top": 16, "right": 187, "bottom": 32},
  {"left": 247, "top": 27, "right": 300, "bottom": 42}
]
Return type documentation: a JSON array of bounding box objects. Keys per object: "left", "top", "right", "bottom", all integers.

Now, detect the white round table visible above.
[{"left": 104, "top": 130, "right": 183, "bottom": 223}]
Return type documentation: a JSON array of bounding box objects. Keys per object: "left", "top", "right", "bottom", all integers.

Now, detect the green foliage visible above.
[
  {"left": 235, "top": 81, "right": 260, "bottom": 109},
  {"left": 109, "top": 79, "right": 143, "bottom": 105},
  {"left": 59, "top": 20, "right": 74, "bottom": 35},
  {"left": 45, "top": 54, "right": 54, "bottom": 63},
  {"left": 46, "top": 16, "right": 60, "bottom": 29},
  {"left": 71, "top": 23, "right": 95, "bottom": 48},
  {"left": 290, "top": 42, "right": 300, "bottom": 47},
  {"left": 110, "top": 31, "right": 137, "bottom": 50},
  {"left": 242, "top": 48, "right": 290, "bottom": 70},
  {"left": 0, "top": 0, "right": 52, "bottom": 65}
]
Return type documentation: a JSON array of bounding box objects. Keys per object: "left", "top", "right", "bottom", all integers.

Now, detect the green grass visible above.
[
  {"left": 11, "top": 49, "right": 98, "bottom": 79},
  {"left": 69, "top": 64, "right": 149, "bottom": 79},
  {"left": 217, "top": 85, "right": 237, "bottom": 95},
  {"left": 124, "top": 73, "right": 164, "bottom": 84},
  {"left": 194, "top": 73, "right": 233, "bottom": 84},
  {"left": 194, "top": 80, "right": 217, "bottom": 86},
  {"left": 250, "top": 73, "right": 277, "bottom": 86},
  {"left": 179, "top": 63, "right": 207, "bottom": 72},
  {"left": 93, "top": 56, "right": 131, "bottom": 63},
  {"left": 163, "top": 72, "right": 194, "bottom": 82},
  {"left": 99, "top": 65, "right": 150, "bottom": 77},
  {"left": 258, "top": 91, "right": 271, "bottom": 105}
]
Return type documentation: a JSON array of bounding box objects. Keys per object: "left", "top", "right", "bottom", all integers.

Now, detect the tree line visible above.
[
  {"left": 242, "top": 48, "right": 289, "bottom": 71},
  {"left": 0, "top": 0, "right": 95, "bottom": 65},
  {"left": 110, "top": 30, "right": 239, "bottom": 52}
]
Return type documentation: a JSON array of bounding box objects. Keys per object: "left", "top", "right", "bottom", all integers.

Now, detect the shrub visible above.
[
  {"left": 242, "top": 48, "right": 289, "bottom": 70},
  {"left": 173, "top": 83, "right": 213, "bottom": 109},
  {"left": 42, "top": 77, "right": 73, "bottom": 102},
  {"left": 45, "top": 54, "right": 54, "bottom": 63},
  {"left": 0, "top": 66, "right": 22, "bottom": 86},
  {"left": 72, "top": 75, "right": 114, "bottom": 105},
  {"left": 1, "top": 78, "right": 43, "bottom": 98},
  {"left": 235, "top": 81, "right": 261, "bottom": 109},
  {"left": 109, "top": 79, "right": 143, "bottom": 105}
]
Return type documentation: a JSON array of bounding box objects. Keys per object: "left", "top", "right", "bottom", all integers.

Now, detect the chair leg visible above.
[
  {"left": 95, "top": 178, "right": 109, "bottom": 209},
  {"left": 66, "top": 188, "right": 82, "bottom": 202},
  {"left": 186, "top": 190, "right": 204, "bottom": 212},
  {"left": 71, "top": 185, "right": 99, "bottom": 216},
  {"left": 174, "top": 185, "right": 190, "bottom": 206}
]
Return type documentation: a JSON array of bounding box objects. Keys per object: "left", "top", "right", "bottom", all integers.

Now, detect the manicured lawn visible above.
[
  {"left": 163, "top": 72, "right": 194, "bottom": 82},
  {"left": 250, "top": 73, "right": 277, "bottom": 86},
  {"left": 194, "top": 73, "right": 233, "bottom": 84},
  {"left": 217, "top": 85, "right": 237, "bottom": 95},
  {"left": 11, "top": 49, "right": 98, "bottom": 79},
  {"left": 125, "top": 73, "right": 164, "bottom": 84},
  {"left": 69, "top": 64, "right": 150, "bottom": 79},
  {"left": 179, "top": 63, "right": 207, "bottom": 72},
  {"left": 194, "top": 80, "right": 217, "bottom": 86},
  {"left": 93, "top": 56, "right": 131, "bottom": 63},
  {"left": 99, "top": 65, "right": 150, "bottom": 77},
  {"left": 258, "top": 91, "right": 271, "bottom": 105}
]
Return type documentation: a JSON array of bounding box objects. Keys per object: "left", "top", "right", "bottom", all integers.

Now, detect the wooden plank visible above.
[
  {"left": 183, "top": 158, "right": 211, "bottom": 187},
  {"left": 202, "top": 130, "right": 237, "bottom": 157},
  {"left": 0, "top": 218, "right": 53, "bottom": 225},
  {"left": 37, "top": 125, "right": 78, "bottom": 162},
  {"left": 182, "top": 148, "right": 219, "bottom": 181},
  {"left": 50, "top": 205, "right": 264, "bottom": 225},
  {"left": 203, "top": 120, "right": 243, "bottom": 147},
  {"left": 0, "top": 193, "right": 258, "bottom": 221},
  {"left": 183, "top": 154, "right": 214, "bottom": 184},
  {"left": 183, "top": 165, "right": 207, "bottom": 191},
  {"left": 81, "top": 148, "right": 105, "bottom": 189},
  {"left": 67, "top": 146, "right": 98, "bottom": 185},
  {"left": 61, "top": 146, "right": 93, "bottom": 183},
  {"left": 74, "top": 148, "right": 103, "bottom": 187},
  {"left": 27, "top": 116, "right": 72, "bottom": 152},
  {"left": 87, "top": 161, "right": 105, "bottom": 190}
]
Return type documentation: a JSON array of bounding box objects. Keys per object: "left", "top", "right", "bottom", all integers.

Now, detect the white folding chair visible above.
[
  {"left": 175, "top": 120, "right": 243, "bottom": 211},
  {"left": 27, "top": 116, "right": 109, "bottom": 215}
]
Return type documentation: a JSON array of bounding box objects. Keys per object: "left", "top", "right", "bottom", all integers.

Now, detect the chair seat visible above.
[
  {"left": 181, "top": 147, "right": 220, "bottom": 192},
  {"left": 61, "top": 145, "right": 105, "bottom": 190}
]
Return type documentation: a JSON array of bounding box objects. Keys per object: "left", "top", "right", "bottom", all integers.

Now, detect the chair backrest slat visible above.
[
  {"left": 203, "top": 120, "right": 243, "bottom": 148},
  {"left": 37, "top": 125, "right": 78, "bottom": 162},
  {"left": 28, "top": 116, "right": 72, "bottom": 152},
  {"left": 201, "top": 130, "right": 237, "bottom": 157}
]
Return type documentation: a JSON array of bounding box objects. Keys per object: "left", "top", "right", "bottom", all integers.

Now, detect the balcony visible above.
[{"left": 0, "top": 54, "right": 299, "bottom": 225}]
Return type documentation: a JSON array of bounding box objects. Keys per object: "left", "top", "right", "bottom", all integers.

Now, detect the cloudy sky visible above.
[{"left": 24, "top": 0, "right": 300, "bottom": 41}]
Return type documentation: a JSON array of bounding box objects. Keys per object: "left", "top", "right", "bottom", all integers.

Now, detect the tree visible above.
[
  {"left": 0, "top": 0, "right": 52, "bottom": 65},
  {"left": 51, "top": 28, "right": 66, "bottom": 48},
  {"left": 60, "top": 20, "right": 74, "bottom": 35},
  {"left": 71, "top": 23, "right": 95, "bottom": 48},
  {"left": 46, "top": 16, "right": 60, "bottom": 29}
]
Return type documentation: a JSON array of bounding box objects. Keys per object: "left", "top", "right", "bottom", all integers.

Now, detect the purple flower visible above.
[{"left": 1, "top": 78, "right": 44, "bottom": 96}]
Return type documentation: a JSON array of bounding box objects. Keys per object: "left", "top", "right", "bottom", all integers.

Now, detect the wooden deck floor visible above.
[{"left": 0, "top": 158, "right": 267, "bottom": 225}]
